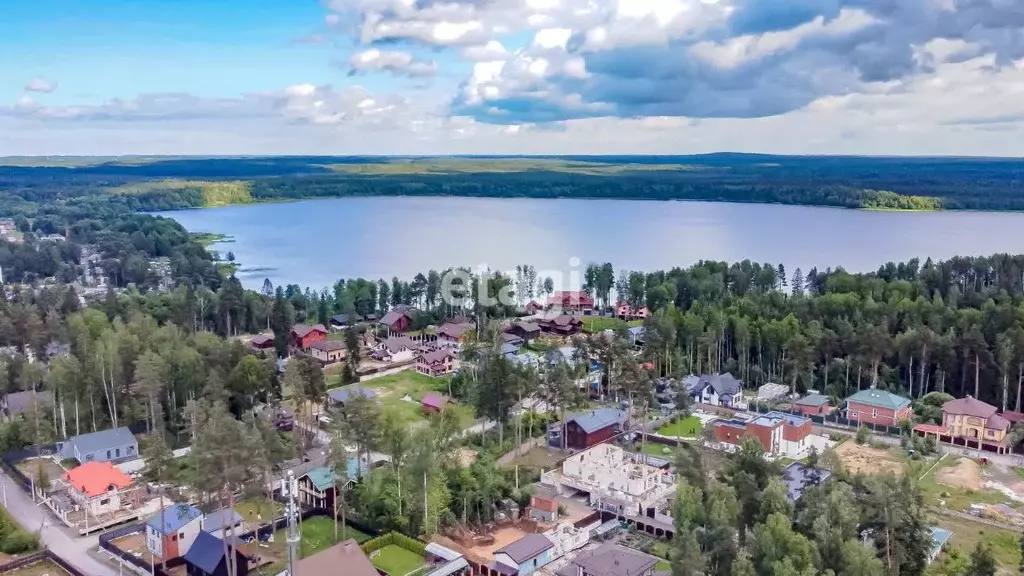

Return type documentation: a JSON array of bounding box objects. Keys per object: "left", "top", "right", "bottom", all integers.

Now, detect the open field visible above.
[
  {"left": 639, "top": 442, "right": 679, "bottom": 458},
  {"left": 657, "top": 416, "right": 703, "bottom": 438},
  {"left": 370, "top": 544, "right": 427, "bottom": 576},
  {"left": 360, "top": 371, "right": 474, "bottom": 428},
  {"left": 834, "top": 442, "right": 905, "bottom": 476},
  {"left": 0, "top": 559, "right": 72, "bottom": 576},
  {"left": 920, "top": 457, "right": 1014, "bottom": 513},
  {"left": 504, "top": 446, "right": 564, "bottom": 470}
]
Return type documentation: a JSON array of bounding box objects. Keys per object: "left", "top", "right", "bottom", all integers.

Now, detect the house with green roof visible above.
[
  {"left": 298, "top": 466, "right": 340, "bottom": 510},
  {"left": 845, "top": 389, "right": 913, "bottom": 427}
]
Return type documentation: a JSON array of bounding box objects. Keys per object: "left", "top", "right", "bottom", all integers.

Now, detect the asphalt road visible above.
[{"left": 0, "top": 468, "right": 118, "bottom": 576}]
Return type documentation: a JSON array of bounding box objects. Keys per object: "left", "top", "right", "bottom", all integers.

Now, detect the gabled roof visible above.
[
  {"left": 420, "top": 349, "right": 456, "bottom": 364},
  {"left": 302, "top": 467, "right": 337, "bottom": 491},
  {"left": 628, "top": 326, "right": 646, "bottom": 338},
  {"left": 437, "top": 322, "right": 473, "bottom": 339},
  {"left": 308, "top": 340, "right": 346, "bottom": 352},
  {"left": 294, "top": 539, "right": 378, "bottom": 576},
  {"left": 501, "top": 333, "right": 524, "bottom": 344},
  {"left": 700, "top": 373, "right": 742, "bottom": 396},
  {"left": 513, "top": 321, "right": 541, "bottom": 332},
  {"left": 423, "top": 394, "right": 448, "bottom": 409},
  {"left": 794, "top": 393, "right": 830, "bottom": 407},
  {"left": 380, "top": 310, "right": 410, "bottom": 327},
  {"left": 292, "top": 324, "right": 327, "bottom": 338},
  {"left": 64, "top": 461, "right": 133, "bottom": 497},
  {"left": 847, "top": 389, "right": 911, "bottom": 411},
  {"left": 250, "top": 334, "right": 274, "bottom": 347},
  {"left": 148, "top": 504, "right": 203, "bottom": 535},
  {"left": 943, "top": 396, "right": 998, "bottom": 418},
  {"left": 568, "top": 407, "right": 627, "bottom": 434},
  {"left": 557, "top": 543, "right": 658, "bottom": 576},
  {"left": 331, "top": 313, "right": 361, "bottom": 324},
  {"left": 202, "top": 508, "right": 243, "bottom": 532},
  {"left": 183, "top": 530, "right": 246, "bottom": 574},
  {"left": 782, "top": 461, "right": 831, "bottom": 501},
  {"left": 379, "top": 336, "right": 418, "bottom": 353},
  {"left": 501, "top": 343, "right": 520, "bottom": 356},
  {"left": 64, "top": 426, "right": 136, "bottom": 455},
  {"left": 2, "top": 390, "right": 54, "bottom": 415},
  {"left": 496, "top": 533, "right": 554, "bottom": 564},
  {"left": 987, "top": 413, "right": 1011, "bottom": 431},
  {"left": 328, "top": 385, "right": 376, "bottom": 403}
]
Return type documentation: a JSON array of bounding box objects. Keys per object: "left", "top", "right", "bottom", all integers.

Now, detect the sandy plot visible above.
[
  {"left": 468, "top": 527, "right": 531, "bottom": 560},
  {"left": 455, "top": 448, "right": 477, "bottom": 468},
  {"left": 937, "top": 458, "right": 982, "bottom": 491},
  {"left": 835, "top": 442, "right": 903, "bottom": 476}
]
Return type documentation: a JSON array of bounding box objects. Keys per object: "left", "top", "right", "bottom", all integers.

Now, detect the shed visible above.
[{"left": 183, "top": 531, "right": 250, "bottom": 576}]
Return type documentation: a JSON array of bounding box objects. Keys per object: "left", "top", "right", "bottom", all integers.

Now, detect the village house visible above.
[
  {"left": 529, "top": 491, "right": 559, "bottom": 523},
  {"left": 372, "top": 336, "right": 419, "bottom": 363},
  {"left": 61, "top": 461, "right": 135, "bottom": 518},
  {"left": 437, "top": 321, "right": 474, "bottom": 344},
  {"left": 508, "top": 320, "right": 542, "bottom": 343},
  {"left": 555, "top": 543, "right": 660, "bottom": 576},
  {"left": 692, "top": 373, "right": 743, "bottom": 408},
  {"left": 250, "top": 334, "right": 275, "bottom": 354},
  {"left": 297, "top": 467, "right": 337, "bottom": 509},
  {"left": 290, "top": 324, "right": 328, "bottom": 351},
  {"left": 913, "top": 395, "right": 1012, "bottom": 453},
  {"left": 183, "top": 530, "right": 250, "bottom": 576},
  {"left": 422, "top": 393, "right": 449, "bottom": 415},
  {"left": 1, "top": 390, "right": 54, "bottom": 421},
  {"left": 711, "top": 411, "right": 814, "bottom": 456},
  {"left": 793, "top": 394, "right": 832, "bottom": 416},
  {"left": 547, "top": 291, "right": 595, "bottom": 312},
  {"left": 417, "top": 349, "right": 459, "bottom": 377},
  {"left": 146, "top": 504, "right": 204, "bottom": 562},
  {"left": 502, "top": 332, "right": 525, "bottom": 347},
  {"left": 330, "top": 313, "right": 363, "bottom": 330},
  {"left": 495, "top": 533, "right": 555, "bottom": 576},
  {"left": 379, "top": 307, "right": 416, "bottom": 336},
  {"left": 58, "top": 426, "right": 138, "bottom": 464},
  {"left": 200, "top": 508, "right": 244, "bottom": 540},
  {"left": 845, "top": 389, "right": 913, "bottom": 427},
  {"left": 307, "top": 340, "right": 347, "bottom": 364},
  {"left": 524, "top": 300, "right": 544, "bottom": 315},
  {"left": 537, "top": 314, "right": 583, "bottom": 337},
  {"left": 293, "top": 539, "right": 378, "bottom": 576},
  {"left": 615, "top": 303, "right": 649, "bottom": 321},
  {"left": 553, "top": 407, "right": 629, "bottom": 450}
]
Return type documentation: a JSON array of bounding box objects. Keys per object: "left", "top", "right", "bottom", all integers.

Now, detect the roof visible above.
[
  {"left": 1002, "top": 410, "right": 1024, "bottom": 423},
  {"left": 422, "top": 394, "right": 448, "bottom": 409},
  {"left": 943, "top": 396, "right": 998, "bottom": 418},
  {"left": 294, "top": 539, "right": 378, "bottom": 576},
  {"left": 302, "top": 467, "right": 336, "bottom": 491},
  {"left": 202, "top": 508, "right": 243, "bottom": 532},
  {"left": 328, "top": 385, "right": 376, "bottom": 403},
  {"left": 987, "top": 413, "right": 1011, "bottom": 431},
  {"left": 511, "top": 352, "right": 541, "bottom": 368},
  {"left": 568, "top": 407, "right": 627, "bottom": 434},
  {"left": 513, "top": 321, "right": 541, "bottom": 332},
  {"left": 346, "top": 456, "right": 371, "bottom": 479},
  {"left": 930, "top": 527, "right": 953, "bottom": 554},
  {"left": 292, "top": 324, "right": 327, "bottom": 337},
  {"left": 3, "top": 390, "right": 54, "bottom": 415},
  {"left": 502, "top": 333, "right": 524, "bottom": 343},
  {"left": 331, "top": 313, "right": 360, "bottom": 324},
  {"left": 794, "top": 393, "right": 830, "bottom": 407},
  {"left": 531, "top": 494, "right": 558, "bottom": 512},
  {"left": 183, "top": 530, "right": 243, "bottom": 573},
  {"left": 628, "top": 326, "right": 646, "bottom": 338},
  {"left": 501, "top": 343, "right": 520, "bottom": 356},
  {"left": 380, "top": 336, "right": 418, "bottom": 353},
  {"left": 420, "top": 349, "right": 456, "bottom": 364},
  {"left": 557, "top": 544, "right": 658, "bottom": 576},
  {"left": 63, "top": 461, "right": 133, "bottom": 497},
  {"left": 308, "top": 340, "right": 347, "bottom": 352},
  {"left": 425, "top": 542, "right": 463, "bottom": 562},
  {"left": 437, "top": 322, "right": 473, "bottom": 339},
  {"left": 496, "top": 533, "right": 554, "bottom": 563},
  {"left": 148, "top": 504, "right": 203, "bottom": 535},
  {"left": 250, "top": 334, "right": 274, "bottom": 346},
  {"left": 428, "top": 557, "right": 469, "bottom": 576},
  {"left": 782, "top": 461, "right": 831, "bottom": 501},
  {"left": 64, "top": 427, "right": 136, "bottom": 455},
  {"left": 759, "top": 410, "right": 809, "bottom": 428},
  {"left": 700, "top": 373, "right": 742, "bottom": 396},
  {"left": 756, "top": 383, "right": 789, "bottom": 402},
  {"left": 380, "top": 310, "right": 409, "bottom": 327},
  {"left": 847, "top": 389, "right": 911, "bottom": 411}
]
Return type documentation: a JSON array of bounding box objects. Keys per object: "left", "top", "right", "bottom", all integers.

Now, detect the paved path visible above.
[{"left": 0, "top": 468, "right": 117, "bottom": 576}]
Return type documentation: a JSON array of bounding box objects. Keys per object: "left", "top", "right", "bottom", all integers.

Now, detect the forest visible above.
[{"left": 2, "top": 154, "right": 1024, "bottom": 211}]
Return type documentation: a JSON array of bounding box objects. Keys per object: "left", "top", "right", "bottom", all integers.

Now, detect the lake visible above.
[{"left": 157, "top": 197, "right": 1024, "bottom": 291}]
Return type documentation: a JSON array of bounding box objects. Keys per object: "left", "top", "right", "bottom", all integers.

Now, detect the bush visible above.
[
  {"left": 0, "top": 530, "right": 39, "bottom": 554},
  {"left": 856, "top": 425, "right": 869, "bottom": 445}
]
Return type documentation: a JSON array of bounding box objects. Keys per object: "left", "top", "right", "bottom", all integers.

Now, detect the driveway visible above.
[{"left": 0, "top": 468, "right": 117, "bottom": 576}]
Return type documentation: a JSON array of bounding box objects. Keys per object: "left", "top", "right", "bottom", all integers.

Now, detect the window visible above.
[
  {"left": 172, "top": 534, "right": 178, "bottom": 541},
  {"left": 99, "top": 498, "right": 110, "bottom": 505},
  {"left": 115, "top": 448, "right": 121, "bottom": 457},
  {"left": 871, "top": 408, "right": 878, "bottom": 418},
  {"left": 106, "top": 450, "right": 111, "bottom": 459}
]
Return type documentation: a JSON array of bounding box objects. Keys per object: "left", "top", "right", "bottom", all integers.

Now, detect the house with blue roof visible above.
[
  {"left": 327, "top": 385, "right": 377, "bottom": 405},
  {"left": 182, "top": 530, "right": 249, "bottom": 576},
  {"left": 146, "top": 503, "right": 204, "bottom": 561},
  {"left": 57, "top": 426, "right": 138, "bottom": 464},
  {"left": 554, "top": 407, "right": 629, "bottom": 450},
  {"left": 928, "top": 527, "right": 953, "bottom": 564}
]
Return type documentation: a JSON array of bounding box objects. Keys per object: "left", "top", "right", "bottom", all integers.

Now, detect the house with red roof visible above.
[
  {"left": 547, "top": 291, "right": 594, "bottom": 312},
  {"left": 422, "top": 393, "right": 449, "bottom": 415},
  {"left": 615, "top": 303, "right": 649, "bottom": 320},
  {"left": 379, "top": 306, "right": 416, "bottom": 336},
  {"left": 250, "top": 334, "right": 275, "bottom": 354},
  {"left": 436, "top": 321, "right": 474, "bottom": 344},
  {"left": 62, "top": 461, "right": 135, "bottom": 517},
  {"left": 537, "top": 314, "right": 583, "bottom": 337},
  {"left": 914, "top": 395, "right": 1012, "bottom": 454},
  {"left": 290, "top": 324, "right": 328, "bottom": 351},
  {"left": 417, "top": 349, "right": 459, "bottom": 377}
]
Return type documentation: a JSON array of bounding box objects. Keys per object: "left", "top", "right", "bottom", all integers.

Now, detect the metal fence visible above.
[{"left": 0, "top": 550, "right": 86, "bottom": 576}]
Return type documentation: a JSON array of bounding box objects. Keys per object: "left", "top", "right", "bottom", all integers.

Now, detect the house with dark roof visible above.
[
  {"left": 508, "top": 321, "right": 541, "bottom": 342},
  {"left": 694, "top": 373, "right": 743, "bottom": 408},
  {"left": 711, "top": 411, "right": 812, "bottom": 456},
  {"left": 327, "top": 385, "right": 376, "bottom": 406},
  {"left": 494, "top": 533, "right": 555, "bottom": 576},
  {"left": 293, "top": 539, "right": 378, "bottom": 576},
  {"left": 554, "top": 543, "right": 659, "bottom": 576},
  {"left": 380, "top": 309, "right": 415, "bottom": 336},
  {"left": 845, "top": 389, "right": 912, "bottom": 427},
  {"left": 57, "top": 426, "right": 138, "bottom": 464},
  {"left": 1, "top": 390, "right": 53, "bottom": 421},
  {"left": 372, "top": 336, "right": 419, "bottom": 363},
  {"left": 290, "top": 323, "right": 328, "bottom": 351},
  {"left": 330, "top": 313, "right": 363, "bottom": 330},
  {"left": 793, "top": 393, "right": 832, "bottom": 416},
  {"left": 913, "top": 395, "right": 1012, "bottom": 453},
  {"left": 537, "top": 315, "right": 583, "bottom": 337},
  {"left": 781, "top": 461, "right": 831, "bottom": 501},
  {"left": 556, "top": 407, "right": 628, "bottom": 450},
  {"left": 502, "top": 332, "right": 525, "bottom": 347},
  {"left": 146, "top": 504, "right": 204, "bottom": 561},
  {"left": 437, "top": 321, "right": 474, "bottom": 344},
  {"left": 200, "top": 508, "right": 243, "bottom": 539},
  {"left": 249, "top": 334, "right": 275, "bottom": 354},
  {"left": 183, "top": 530, "right": 250, "bottom": 576},
  {"left": 307, "top": 340, "right": 347, "bottom": 364}
]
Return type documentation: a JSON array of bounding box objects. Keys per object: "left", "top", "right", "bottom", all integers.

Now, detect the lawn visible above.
[
  {"left": 930, "top": 514, "right": 1021, "bottom": 572},
  {"left": 268, "top": 516, "right": 371, "bottom": 559},
  {"left": 2, "top": 560, "right": 71, "bottom": 576},
  {"left": 235, "top": 498, "right": 284, "bottom": 524},
  {"left": 359, "top": 371, "right": 475, "bottom": 428},
  {"left": 657, "top": 415, "right": 703, "bottom": 438},
  {"left": 370, "top": 544, "right": 427, "bottom": 576},
  {"left": 638, "top": 442, "right": 678, "bottom": 458}
]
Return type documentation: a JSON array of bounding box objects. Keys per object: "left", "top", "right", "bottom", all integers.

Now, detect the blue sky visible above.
[{"left": 1, "top": 0, "right": 1023, "bottom": 156}]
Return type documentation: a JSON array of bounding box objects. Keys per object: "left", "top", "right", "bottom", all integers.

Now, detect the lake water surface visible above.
[{"left": 157, "top": 197, "right": 1024, "bottom": 291}]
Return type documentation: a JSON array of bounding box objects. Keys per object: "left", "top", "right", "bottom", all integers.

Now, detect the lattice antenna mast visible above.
[{"left": 283, "top": 470, "right": 301, "bottom": 575}]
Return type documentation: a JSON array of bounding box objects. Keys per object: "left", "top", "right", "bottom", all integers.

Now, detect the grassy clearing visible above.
[
  {"left": 639, "top": 442, "right": 678, "bottom": 458},
  {"left": 370, "top": 544, "right": 426, "bottom": 576},
  {"left": 930, "top": 514, "right": 1021, "bottom": 572},
  {"left": 363, "top": 371, "right": 475, "bottom": 428},
  {"left": 657, "top": 415, "right": 703, "bottom": 437},
  {"left": 919, "top": 457, "right": 1007, "bottom": 512},
  {"left": 235, "top": 497, "right": 284, "bottom": 524},
  {"left": 581, "top": 316, "right": 644, "bottom": 334},
  {"left": 110, "top": 179, "right": 254, "bottom": 206},
  {"left": 191, "top": 232, "right": 233, "bottom": 247},
  {"left": 505, "top": 446, "right": 565, "bottom": 470}
]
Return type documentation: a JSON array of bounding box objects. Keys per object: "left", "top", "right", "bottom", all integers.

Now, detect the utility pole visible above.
[{"left": 283, "top": 470, "right": 300, "bottom": 576}]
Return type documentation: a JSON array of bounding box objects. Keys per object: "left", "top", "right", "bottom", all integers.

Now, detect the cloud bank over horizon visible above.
[{"left": 2, "top": 0, "right": 1024, "bottom": 156}]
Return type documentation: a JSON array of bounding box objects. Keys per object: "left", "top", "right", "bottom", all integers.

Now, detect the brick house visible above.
[
  {"left": 379, "top": 309, "right": 415, "bottom": 336},
  {"left": 793, "top": 394, "right": 832, "bottom": 417},
  {"left": 845, "top": 389, "right": 913, "bottom": 427},
  {"left": 290, "top": 324, "right": 328, "bottom": 351},
  {"left": 307, "top": 340, "right": 347, "bottom": 364},
  {"left": 417, "top": 349, "right": 458, "bottom": 377},
  {"left": 711, "top": 411, "right": 812, "bottom": 456}
]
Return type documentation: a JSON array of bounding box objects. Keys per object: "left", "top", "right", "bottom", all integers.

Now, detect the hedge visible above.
[{"left": 361, "top": 531, "right": 426, "bottom": 556}]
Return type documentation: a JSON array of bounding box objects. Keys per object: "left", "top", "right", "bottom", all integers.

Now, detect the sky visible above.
[{"left": 1, "top": 0, "right": 1023, "bottom": 156}]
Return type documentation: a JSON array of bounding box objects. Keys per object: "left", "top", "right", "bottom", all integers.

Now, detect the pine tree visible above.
[{"left": 791, "top": 268, "right": 804, "bottom": 297}]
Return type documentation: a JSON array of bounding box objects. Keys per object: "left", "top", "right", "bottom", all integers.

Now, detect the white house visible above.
[
  {"left": 371, "top": 337, "right": 418, "bottom": 363},
  {"left": 61, "top": 461, "right": 134, "bottom": 517}
]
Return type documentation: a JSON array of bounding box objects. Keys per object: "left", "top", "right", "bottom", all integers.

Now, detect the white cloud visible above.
[
  {"left": 348, "top": 49, "right": 439, "bottom": 77},
  {"left": 25, "top": 78, "right": 57, "bottom": 93}
]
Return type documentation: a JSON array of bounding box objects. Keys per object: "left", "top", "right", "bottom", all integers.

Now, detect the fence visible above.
[
  {"left": 746, "top": 402, "right": 904, "bottom": 437},
  {"left": 0, "top": 444, "right": 57, "bottom": 492},
  {"left": 97, "top": 522, "right": 180, "bottom": 576},
  {"left": 0, "top": 550, "right": 86, "bottom": 576}
]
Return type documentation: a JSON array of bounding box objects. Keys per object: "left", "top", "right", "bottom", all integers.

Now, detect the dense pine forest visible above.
[{"left": 2, "top": 154, "right": 1024, "bottom": 211}]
